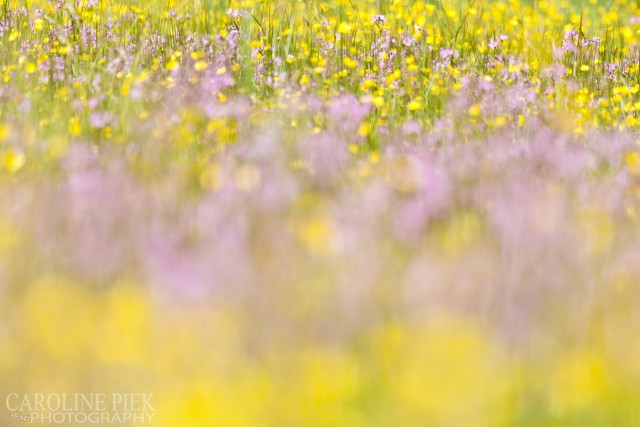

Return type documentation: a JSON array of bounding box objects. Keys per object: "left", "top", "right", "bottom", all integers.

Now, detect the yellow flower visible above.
[
  {"left": 550, "top": 351, "right": 609, "bottom": 412},
  {"left": 407, "top": 100, "right": 423, "bottom": 111},
  {"left": 507, "top": 64, "right": 522, "bottom": 73},
  {"left": 25, "top": 62, "right": 37, "bottom": 74},
  {"left": 120, "top": 81, "right": 131, "bottom": 95},
  {"left": 3, "top": 150, "right": 25, "bottom": 173},
  {"left": 295, "top": 215, "right": 335, "bottom": 255},
  {"left": 343, "top": 57, "right": 358, "bottom": 69},
  {"left": 337, "top": 22, "right": 352, "bottom": 34},
  {"left": 625, "top": 151, "right": 640, "bottom": 175},
  {"left": 358, "top": 122, "right": 371, "bottom": 136},
  {"left": 0, "top": 123, "right": 12, "bottom": 141},
  {"left": 165, "top": 59, "right": 180, "bottom": 71},
  {"left": 487, "top": 115, "right": 507, "bottom": 127},
  {"left": 194, "top": 61, "right": 208, "bottom": 71},
  {"left": 362, "top": 79, "right": 376, "bottom": 90},
  {"left": 468, "top": 104, "right": 481, "bottom": 117},
  {"left": 69, "top": 117, "right": 82, "bottom": 136}
]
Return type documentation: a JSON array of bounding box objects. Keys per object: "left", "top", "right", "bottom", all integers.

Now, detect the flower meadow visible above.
[{"left": 2, "top": 0, "right": 640, "bottom": 425}]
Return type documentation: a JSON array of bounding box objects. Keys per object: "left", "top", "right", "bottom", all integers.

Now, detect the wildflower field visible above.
[{"left": 2, "top": 0, "right": 640, "bottom": 425}]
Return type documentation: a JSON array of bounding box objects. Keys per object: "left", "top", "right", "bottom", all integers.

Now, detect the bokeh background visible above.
[{"left": 2, "top": 0, "right": 640, "bottom": 425}]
